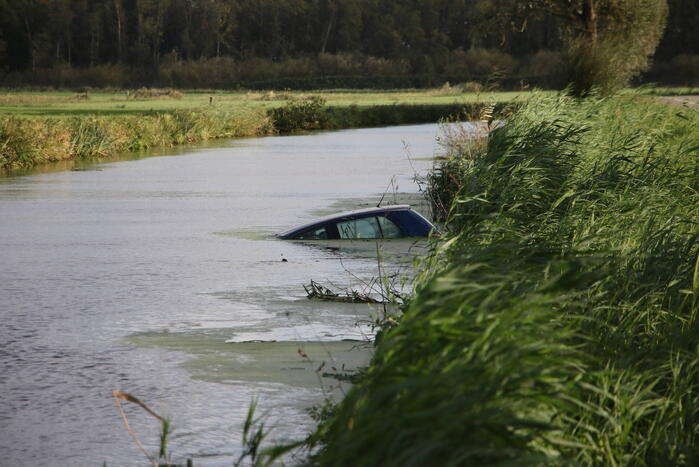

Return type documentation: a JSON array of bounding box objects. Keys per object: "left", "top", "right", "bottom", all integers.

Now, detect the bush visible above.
[
  {"left": 442, "top": 48, "right": 517, "bottom": 79},
  {"left": 563, "top": 39, "right": 625, "bottom": 95},
  {"left": 128, "top": 88, "right": 183, "bottom": 99},
  {"left": 268, "top": 96, "right": 329, "bottom": 132},
  {"left": 460, "top": 81, "right": 483, "bottom": 93}
]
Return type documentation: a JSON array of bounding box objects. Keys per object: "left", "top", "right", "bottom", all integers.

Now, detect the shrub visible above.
[
  {"left": 363, "top": 56, "right": 410, "bottom": 76},
  {"left": 523, "top": 50, "right": 563, "bottom": 77},
  {"left": 561, "top": 0, "right": 667, "bottom": 95},
  {"left": 129, "top": 88, "right": 183, "bottom": 99},
  {"left": 459, "top": 81, "right": 483, "bottom": 93},
  {"left": 268, "top": 96, "right": 328, "bottom": 132},
  {"left": 563, "top": 39, "right": 624, "bottom": 95},
  {"left": 463, "top": 48, "right": 517, "bottom": 76}
]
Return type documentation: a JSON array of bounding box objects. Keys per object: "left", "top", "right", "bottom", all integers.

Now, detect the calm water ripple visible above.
[{"left": 0, "top": 124, "right": 445, "bottom": 466}]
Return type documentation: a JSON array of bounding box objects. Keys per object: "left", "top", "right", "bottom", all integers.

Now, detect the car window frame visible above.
[
  {"left": 376, "top": 214, "right": 404, "bottom": 238},
  {"left": 336, "top": 215, "right": 382, "bottom": 239},
  {"left": 288, "top": 211, "right": 417, "bottom": 240}
]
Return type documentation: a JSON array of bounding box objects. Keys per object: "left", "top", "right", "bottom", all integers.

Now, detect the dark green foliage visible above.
[
  {"left": 268, "top": 97, "right": 329, "bottom": 133},
  {"left": 306, "top": 94, "right": 699, "bottom": 465},
  {"left": 564, "top": 0, "right": 668, "bottom": 94},
  {"left": 269, "top": 100, "right": 510, "bottom": 134},
  {"left": 0, "top": 0, "right": 695, "bottom": 89}
]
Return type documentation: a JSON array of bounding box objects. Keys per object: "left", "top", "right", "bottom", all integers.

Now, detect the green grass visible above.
[
  {"left": 0, "top": 88, "right": 528, "bottom": 171},
  {"left": 0, "top": 106, "right": 274, "bottom": 170},
  {"left": 302, "top": 93, "right": 699, "bottom": 466},
  {"left": 0, "top": 89, "right": 529, "bottom": 118},
  {"left": 2, "top": 87, "right": 694, "bottom": 119},
  {"left": 633, "top": 86, "right": 699, "bottom": 96}
]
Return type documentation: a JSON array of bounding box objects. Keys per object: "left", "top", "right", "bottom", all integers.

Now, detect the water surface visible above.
[{"left": 0, "top": 124, "right": 442, "bottom": 466}]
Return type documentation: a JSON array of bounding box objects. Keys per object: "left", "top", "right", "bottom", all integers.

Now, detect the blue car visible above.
[{"left": 277, "top": 205, "right": 437, "bottom": 240}]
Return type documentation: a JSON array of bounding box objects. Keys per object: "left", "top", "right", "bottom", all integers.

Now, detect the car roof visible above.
[{"left": 278, "top": 205, "right": 413, "bottom": 238}]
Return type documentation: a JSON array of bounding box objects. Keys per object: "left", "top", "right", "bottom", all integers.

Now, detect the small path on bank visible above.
[{"left": 656, "top": 95, "right": 699, "bottom": 110}]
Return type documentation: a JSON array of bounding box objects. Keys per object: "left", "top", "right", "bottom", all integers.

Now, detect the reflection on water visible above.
[{"left": 0, "top": 123, "right": 443, "bottom": 466}]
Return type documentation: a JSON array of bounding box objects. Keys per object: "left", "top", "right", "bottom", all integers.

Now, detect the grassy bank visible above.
[
  {"left": 0, "top": 88, "right": 526, "bottom": 117},
  {"left": 0, "top": 107, "right": 274, "bottom": 170},
  {"left": 305, "top": 94, "right": 699, "bottom": 465},
  {"left": 0, "top": 89, "right": 523, "bottom": 171}
]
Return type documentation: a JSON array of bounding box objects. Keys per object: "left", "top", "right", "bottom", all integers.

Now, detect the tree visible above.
[
  {"left": 113, "top": 0, "right": 126, "bottom": 61},
  {"left": 533, "top": 0, "right": 669, "bottom": 94},
  {"left": 131, "top": 0, "right": 171, "bottom": 68}
]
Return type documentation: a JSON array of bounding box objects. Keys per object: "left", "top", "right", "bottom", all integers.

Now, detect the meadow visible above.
[
  {"left": 301, "top": 93, "right": 699, "bottom": 466},
  {"left": 1, "top": 87, "right": 692, "bottom": 118},
  {"left": 0, "top": 87, "right": 527, "bottom": 171},
  {"left": 0, "top": 88, "right": 527, "bottom": 118}
]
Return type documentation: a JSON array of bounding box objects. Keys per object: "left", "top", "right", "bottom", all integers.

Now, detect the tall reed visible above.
[
  {"left": 0, "top": 108, "right": 273, "bottom": 171},
  {"left": 306, "top": 94, "right": 699, "bottom": 465}
]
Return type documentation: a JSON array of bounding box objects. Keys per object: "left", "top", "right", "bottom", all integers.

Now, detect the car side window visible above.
[
  {"left": 377, "top": 215, "right": 404, "bottom": 238},
  {"left": 336, "top": 217, "right": 381, "bottom": 239},
  {"left": 297, "top": 226, "right": 328, "bottom": 240}
]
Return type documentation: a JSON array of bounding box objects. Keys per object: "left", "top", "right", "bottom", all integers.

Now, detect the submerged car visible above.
[{"left": 278, "top": 205, "right": 437, "bottom": 240}]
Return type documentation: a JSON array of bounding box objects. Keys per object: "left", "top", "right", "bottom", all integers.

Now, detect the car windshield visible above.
[
  {"left": 337, "top": 217, "right": 381, "bottom": 239},
  {"left": 277, "top": 205, "right": 435, "bottom": 240}
]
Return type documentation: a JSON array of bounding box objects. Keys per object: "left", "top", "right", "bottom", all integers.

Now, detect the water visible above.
[{"left": 0, "top": 124, "right": 442, "bottom": 466}]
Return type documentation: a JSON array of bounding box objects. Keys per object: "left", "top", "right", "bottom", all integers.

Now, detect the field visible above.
[
  {"left": 0, "top": 88, "right": 529, "bottom": 118},
  {"left": 0, "top": 88, "right": 530, "bottom": 171},
  {"left": 2, "top": 87, "right": 695, "bottom": 118}
]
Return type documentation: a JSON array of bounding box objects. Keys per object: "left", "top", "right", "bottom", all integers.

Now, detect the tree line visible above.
[{"left": 0, "top": 0, "right": 695, "bottom": 88}]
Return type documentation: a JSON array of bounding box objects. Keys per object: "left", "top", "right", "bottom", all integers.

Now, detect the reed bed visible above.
[
  {"left": 0, "top": 108, "right": 273, "bottom": 170},
  {"left": 306, "top": 94, "right": 699, "bottom": 465}
]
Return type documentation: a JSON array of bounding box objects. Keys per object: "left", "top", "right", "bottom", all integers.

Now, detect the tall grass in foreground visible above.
[
  {"left": 306, "top": 94, "right": 699, "bottom": 465},
  {"left": 0, "top": 108, "right": 273, "bottom": 170}
]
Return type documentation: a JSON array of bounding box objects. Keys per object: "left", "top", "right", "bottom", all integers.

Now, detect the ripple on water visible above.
[{"left": 0, "top": 122, "right": 443, "bottom": 465}]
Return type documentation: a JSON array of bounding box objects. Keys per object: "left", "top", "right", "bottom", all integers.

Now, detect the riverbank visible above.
[
  {"left": 0, "top": 88, "right": 524, "bottom": 171},
  {"left": 304, "top": 94, "right": 699, "bottom": 465},
  {"left": 0, "top": 107, "right": 274, "bottom": 170}
]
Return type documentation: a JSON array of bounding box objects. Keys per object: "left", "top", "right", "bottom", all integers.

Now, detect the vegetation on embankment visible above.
[
  {"left": 0, "top": 88, "right": 526, "bottom": 117},
  {"left": 0, "top": 107, "right": 274, "bottom": 171},
  {"left": 305, "top": 94, "right": 699, "bottom": 465},
  {"left": 0, "top": 89, "right": 521, "bottom": 171},
  {"left": 268, "top": 96, "right": 515, "bottom": 133}
]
